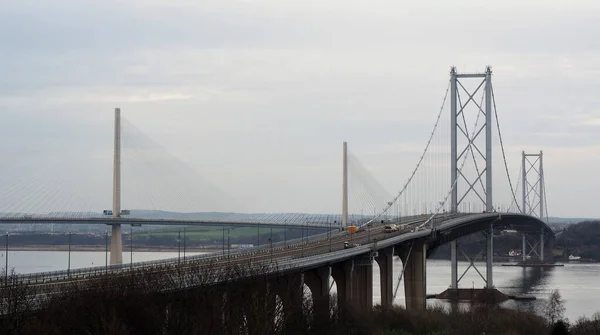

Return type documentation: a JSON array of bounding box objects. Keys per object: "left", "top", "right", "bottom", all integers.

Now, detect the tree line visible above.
[{"left": 1, "top": 260, "right": 599, "bottom": 334}]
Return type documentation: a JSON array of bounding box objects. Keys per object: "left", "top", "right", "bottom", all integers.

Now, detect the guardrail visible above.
[
  {"left": 12, "top": 226, "right": 340, "bottom": 284},
  {"left": 10, "top": 213, "right": 471, "bottom": 286}
]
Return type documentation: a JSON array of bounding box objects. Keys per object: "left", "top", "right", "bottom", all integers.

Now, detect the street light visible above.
[
  {"left": 227, "top": 229, "right": 231, "bottom": 259},
  {"left": 301, "top": 227, "right": 304, "bottom": 257},
  {"left": 183, "top": 227, "right": 186, "bottom": 263},
  {"left": 67, "top": 232, "right": 72, "bottom": 278},
  {"left": 130, "top": 226, "right": 133, "bottom": 269},
  {"left": 104, "top": 231, "right": 108, "bottom": 274},
  {"left": 222, "top": 227, "right": 225, "bottom": 255},
  {"left": 268, "top": 237, "right": 273, "bottom": 262},
  {"left": 284, "top": 220, "right": 287, "bottom": 247},
  {"left": 5, "top": 232, "right": 8, "bottom": 286},
  {"left": 330, "top": 221, "right": 334, "bottom": 252},
  {"left": 178, "top": 230, "right": 181, "bottom": 265}
]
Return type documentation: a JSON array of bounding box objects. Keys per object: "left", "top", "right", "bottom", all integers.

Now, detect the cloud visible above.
[{"left": 1, "top": 1, "right": 600, "bottom": 217}]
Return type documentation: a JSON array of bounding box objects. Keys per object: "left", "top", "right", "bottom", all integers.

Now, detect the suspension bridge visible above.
[{"left": 1, "top": 67, "right": 553, "bottom": 311}]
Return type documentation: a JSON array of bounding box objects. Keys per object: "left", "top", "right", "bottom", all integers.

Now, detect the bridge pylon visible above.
[
  {"left": 521, "top": 151, "right": 545, "bottom": 219},
  {"left": 520, "top": 150, "right": 548, "bottom": 262},
  {"left": 342, "top": 141, "right": 348, "bottom": 228},
  {"left": 450, "top": 66, "right": 494, "bottom": 213},
  {"left": 449, "top": 67, "right": 494, "bottom": 290},
  {"left": 110, "top": 108, "right": 123, "bottom": 265}
]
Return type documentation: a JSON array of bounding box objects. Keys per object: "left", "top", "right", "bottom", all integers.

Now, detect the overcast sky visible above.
[{"left": 1, "top": 0, "right": 599, "bottom": 218}]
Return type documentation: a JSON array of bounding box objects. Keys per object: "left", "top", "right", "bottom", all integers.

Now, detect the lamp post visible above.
[
  {"left": 5, "top": 232, "right": 8, "bottom": 286},
  {"left": 269, "top": 227, "right": 273, "bottom": 260},
  {"left": 257, "top": 223, "right": 260, "bottom": 246},
  {"left": 183, "top": 227, "right": 186, "bottom": 263},
  {"left": 301, "top": 227, "right": 304, "bottom": 257},
  {"left": 222, "top": 227, "right": 225, "bottom": 255},
  {"left": 178, "top": 230, "right": 181, "bottom": 265},
  {"left": 130, "top": 226, "right": 133, "bottom": 269},
  {"left": 268, "top": 238, "right": 273, "bottom": 262},
  {"left": 104, "top": 231, "right": 108, "bottom": 274},
  {"left": 67, "top": 232, "right": 71, "bottom": 278},
  {"left": 227, "top": 229, "right": 231, "bottom": 259},
  {"left": 305, "top": 219, "right": 308, "bottom": 244},
  {"left": 329, "top": 221, "right": 333, "bottom": 252},
  {"left": 284, "top": 220, "right": 287, "bottom": 247}
]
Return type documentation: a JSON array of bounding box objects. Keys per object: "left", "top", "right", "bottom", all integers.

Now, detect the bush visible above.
[{"left": 0, "top": 265, "right": 599, "bottom": 335}]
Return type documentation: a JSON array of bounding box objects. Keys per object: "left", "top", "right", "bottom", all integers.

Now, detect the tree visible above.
[{"left": 545, "top": 289, "right": 566, "bottom": 325}]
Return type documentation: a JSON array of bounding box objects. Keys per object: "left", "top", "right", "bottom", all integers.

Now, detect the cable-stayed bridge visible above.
[{"left": 1, "top": 68, "right": 553, "bottom": 310}]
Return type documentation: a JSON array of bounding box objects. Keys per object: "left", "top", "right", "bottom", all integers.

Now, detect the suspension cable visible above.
[
  {"left": 508, "top": 164, "right": 522, "bottom": 212},
  {"left": 491, "top": 87, "right": 522, "bottom": 213},
  {"left": 542, "top": 171, "right": 549, "bottom": 223},
  {"left": 366, "top": 81, "right": 451, "bottom": 224},
  {"left": 419, "top": 103, "right": 482, "bottom": 229}
]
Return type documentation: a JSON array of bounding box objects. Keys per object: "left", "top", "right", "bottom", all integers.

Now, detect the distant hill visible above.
[
  {"left": 555, "top": 220, "right": 600, "bottom": 260},
  {"left": 1, "top": 210, "right": 597, "bottom": 234}
]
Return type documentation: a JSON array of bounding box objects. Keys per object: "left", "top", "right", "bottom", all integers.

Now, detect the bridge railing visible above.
[
  {"left": 12, "top": 225, "right": 340, "bottom": 284},
  {"left": 11, "top": 213, "right": 454, "bottom": 285}
]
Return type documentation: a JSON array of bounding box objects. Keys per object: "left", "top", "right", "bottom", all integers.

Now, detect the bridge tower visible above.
[
  {"left": 449, "top": 67, "right": 495, "bottom": 289},
  {"left": 520, "top": 151, "right": 546, "bottom": 261},
  {"left": 521, "top": 151, "right": 545, "bottom": 218},
  {"left": 342, "top": 141, "right": 348, "bottom": 228},
  {"left": 110, "top": 108, "right": 123, "bottom": 264},
  {"left": 450, "top": 66, "right": 493, "bottom": 214}
]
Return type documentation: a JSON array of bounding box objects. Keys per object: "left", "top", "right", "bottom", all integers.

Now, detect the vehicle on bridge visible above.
[
  {"left": 383, "top": 224, "right": 399, "bottom": 233},
  {"left": 344, "top": 241, "right": 360, "bottom": 249}
]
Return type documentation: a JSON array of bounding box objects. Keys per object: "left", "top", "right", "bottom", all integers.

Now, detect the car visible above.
[
  {"left": 344, "top": 242, "right": 360, "bottom": 249},
  {"left": 383, "top": 224, "right": 399, "bottom": 233}
]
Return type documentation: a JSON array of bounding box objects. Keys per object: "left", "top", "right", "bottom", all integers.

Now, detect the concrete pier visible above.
[
  {"left": 351, "top": 259, "right": 373, "bottom": 311},
  {"left": 273, "top": 273, "right": 305, "bottom": 332},
  {"left": 398, "top": 241, "right": 427, "bottom": 311},
  {"left": 375, "top": 247, "right": 394, "bottom": 307},
  {"left": 304, "top": 267, "right": 330, "bottom": 324},
  {"left": 331, "top": 260, "right": 354, "bottom": 312}
]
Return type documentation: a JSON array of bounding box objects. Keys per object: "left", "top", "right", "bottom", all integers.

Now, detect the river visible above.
[{"left": 2, "top": 251, "right": 598, "bottom": 321}]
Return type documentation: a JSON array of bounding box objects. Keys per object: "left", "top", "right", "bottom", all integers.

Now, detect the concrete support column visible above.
[
  {"left": 522, "top": 234, "right": 526, "bottom": 262},
  {"left": 110, "top": 224, "right": 123, "bottom": 264},
  {"left": 375, "top": 247, "right": 394, "bottom": 307},
  {"left": 243, "top": 280, "right": 274, "bottom": 335},
  {"left": 273, "top": 273, "right": 305, "bottom": 332},
  {"left": 486, "top": 224, "right": 494, "bottom": 288},
  {"left": 331, "top": 260, "right": 354, "bottom": 311},
  {"left": 450, "top": 240, "right": 458, "bottom": 289},
  {"left": 352, "top": 261, "right": 373, "bottom": 311},
  {"left": 398, "top": 241, "right": 427, "bottom": 311},
  {"left": 304, "top": 267, "right": 330, "bottom": 324}
]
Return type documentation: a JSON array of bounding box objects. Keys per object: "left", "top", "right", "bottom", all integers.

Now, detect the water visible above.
[
  {"left": 0, "top": 250, "right": 204, "bottom": 274},
  {"left": 2, "top": 251, "right": 598, "bottom": 321},
  {"left": 372, "top": 259, "right": 600, "bottom": 321}
]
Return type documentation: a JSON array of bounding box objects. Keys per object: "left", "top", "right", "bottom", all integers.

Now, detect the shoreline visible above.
[{"left": 7, "top": 245, "right": 223, "bottom": 253}]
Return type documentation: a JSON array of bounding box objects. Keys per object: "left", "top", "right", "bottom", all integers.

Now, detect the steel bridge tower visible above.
[
  {"left": 449, "top": 66, "right": 494, "bottom": 289},
  {"left": 450, "top": 66, "right": 494, "bottom": 214},
  {"left": 520, "top": 151, "right": 547, "bottom": 261},
  {"left": 521, "top": 151, "right": 545, "bottom": 219}
]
